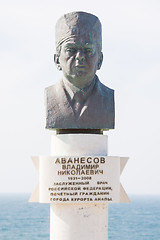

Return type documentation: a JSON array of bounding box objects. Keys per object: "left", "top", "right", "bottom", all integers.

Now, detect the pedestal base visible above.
[{"left": 50, "top": 203, "right": 108, "bottom": 240}]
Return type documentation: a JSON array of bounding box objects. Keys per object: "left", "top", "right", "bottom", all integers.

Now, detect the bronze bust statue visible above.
[{"left": 45, "top": 11, "right": 115, "bottom": 131}]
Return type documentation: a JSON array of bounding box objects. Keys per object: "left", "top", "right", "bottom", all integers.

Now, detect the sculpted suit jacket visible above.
[{"left": 45, "top": 75, "right": 115, "bottom": 130}]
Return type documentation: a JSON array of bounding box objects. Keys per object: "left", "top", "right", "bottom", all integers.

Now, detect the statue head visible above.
[{"left": 54, "top": 11, "right": 103, "bottom": 89}]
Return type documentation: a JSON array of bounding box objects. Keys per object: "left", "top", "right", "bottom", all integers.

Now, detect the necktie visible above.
[{"left": 73, "top": 91, "right": 84, "bottom": 117}]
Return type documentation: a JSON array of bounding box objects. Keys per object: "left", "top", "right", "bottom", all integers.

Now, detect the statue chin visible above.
[{"left": 66, "top": 75, "right": 95, "bottom": 89}]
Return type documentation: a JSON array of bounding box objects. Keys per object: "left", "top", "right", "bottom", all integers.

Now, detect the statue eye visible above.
[
  {"left": 65, "top": 48, "right": 76, "bottom": 54},
  {"left": 85, "top": 48, "right": 95, "bottom": 55},
  {"left": 86, "top": 49, "right": 92, "bottom": 52}
]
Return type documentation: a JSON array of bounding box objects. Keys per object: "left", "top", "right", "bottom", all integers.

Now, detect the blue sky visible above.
[{"left": 0, "top": 0, "right": 160, "bottom": 195}]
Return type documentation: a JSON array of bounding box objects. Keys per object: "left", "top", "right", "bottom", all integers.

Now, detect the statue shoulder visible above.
[
  {"left": 45, "top": 80, "right": 63, "bottom": 99},
  {"left": 45, "top": 81, "right": 60, "bottom": 93},
  {"left": 96, "top": 78, "right": 114, "bottom": 96}
]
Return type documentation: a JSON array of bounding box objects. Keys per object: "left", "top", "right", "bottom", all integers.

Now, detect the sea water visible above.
[{"left": 0, "top": 194, "right": 160, "bottom": 240}]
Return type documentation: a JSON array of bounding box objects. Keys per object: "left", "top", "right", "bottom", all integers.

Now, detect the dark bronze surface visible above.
[
  {"left": 56, "top": 129, "right": 103, "bottom": 134},
  {"left": 45, "top": 11, "right": 115, "bottom": 130}
]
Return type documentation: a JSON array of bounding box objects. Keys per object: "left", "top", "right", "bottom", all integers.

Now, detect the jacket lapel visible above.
[{"left": 57, "top": 80, "right": 75, "bottom": 119}]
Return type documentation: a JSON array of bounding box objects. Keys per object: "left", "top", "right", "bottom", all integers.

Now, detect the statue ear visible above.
[
  {"left": 97, "top": 52, "right": 103, "bottom": 70},
  {"left": 54, "top": 54, "right": 62, "bottom": 71}
]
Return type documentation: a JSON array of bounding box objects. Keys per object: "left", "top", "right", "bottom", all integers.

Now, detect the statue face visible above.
[{"left": 57, "top": 35, "right": 102, "bottom": 88}]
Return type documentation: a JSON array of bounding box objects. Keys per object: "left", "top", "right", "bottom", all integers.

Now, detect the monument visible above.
[
  {"left": 30, "top": 11, "right": 129, "bottom": 240},
  {"left": 45, "top": 11, "right": 114, "bottom": 131}
]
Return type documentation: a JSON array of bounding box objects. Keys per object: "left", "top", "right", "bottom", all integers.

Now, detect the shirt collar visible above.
[{"left": 62, "top": 76, "right": 97, "bottom": 101}]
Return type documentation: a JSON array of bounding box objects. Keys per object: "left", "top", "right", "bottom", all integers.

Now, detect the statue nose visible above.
[{"left": 75, "top": 50, "right": 85, "bottom": 61}]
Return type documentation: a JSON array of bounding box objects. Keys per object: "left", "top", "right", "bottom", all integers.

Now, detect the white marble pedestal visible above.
[
  {"left": 29, "top": 133, "right": 129, "bottom": 240},
  {"left": 50, "top": 134, "right": 108, "bottom": 240}
]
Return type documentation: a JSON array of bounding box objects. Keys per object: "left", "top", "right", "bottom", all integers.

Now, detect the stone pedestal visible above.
[
  {"left": 29, "top": 134, "right": 129, "bottom": 240},
  {"left": 50, "top": 134, "right": 108, "bottom": 240}
]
